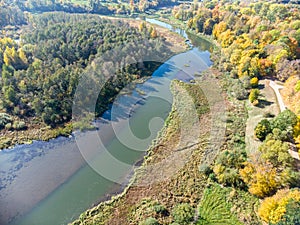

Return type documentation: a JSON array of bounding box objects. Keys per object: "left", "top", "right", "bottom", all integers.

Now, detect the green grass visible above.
[
  {"left": 197, "top": 184, "right": 243, "bottom": 225},
  {"left": 197, "top": 183, "right": 260, "bottom": 225}
]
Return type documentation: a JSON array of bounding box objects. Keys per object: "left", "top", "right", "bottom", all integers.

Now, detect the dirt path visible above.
[
  {"left": 245, "top": 79, "right": 300, "bottom": 161},
  {"left": 245, "top": 79, "right": 279, "bottom": 154},
  {"left": 269, "top": 81, "right": 286, "bottom": 112}
]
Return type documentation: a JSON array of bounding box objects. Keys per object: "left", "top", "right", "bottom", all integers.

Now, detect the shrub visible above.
[
  {"left": 239, "top": 162, "right": 281, "bottom": 198},
  {"left": 250, "top": 77, "right": 259, "bottom": 87},
  {"left": 271, "top": 109, "right": 298, "bottom": 133},
  {"left": 258, "top": 189, "right": 300, "bottom": 224},
  {"left": 258, "top": 139, "right": 293, "bottom": 168},
  {"left": 212, "top": 149, "right": 247, "bottom": 188},
  {"left": 171, "top": 203, "right": 194, "bottom": 225},
  {"left": 12, "top": 121, "right": 27, "bottom": 130},
  {"left": 249, "top": 89, "right": 260, "bottom": 104},
  {"left": 273, "top": 199, "right": 300, "bottom": 225},
  {"left": 255, "top": 119, "right": 272, "bottom": 141},
  {"left": 199, "top": 163, "right": 213, "bottom": 177}
]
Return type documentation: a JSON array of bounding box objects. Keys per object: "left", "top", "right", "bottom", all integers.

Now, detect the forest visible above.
[
  {"left": 0, "top": 0, "right": 180, "bottom": 28},
  {"left": 0, "top": 12, "right": 173, "bottom": 149}
]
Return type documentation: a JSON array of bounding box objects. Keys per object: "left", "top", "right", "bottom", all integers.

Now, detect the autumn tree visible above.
[
  {"left": 240, "top": 160, "right": 281, "bottom": 198},
  {"left": 258, "top": 189, "right": 300, "bottom": 224},
  {"left": 258, "top": 139, "right": 294, "bottom": 168}
]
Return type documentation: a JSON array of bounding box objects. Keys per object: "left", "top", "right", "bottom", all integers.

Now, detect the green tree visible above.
[
  {"left": 255, "top": 119, "right": 272, "bottom": 141},
  {"left": 271, "top": 109, "right": 298, "bottom": 133},
  {"left": 258, "top": 139, "right": 293, "bottom": 168},
  {"left": 249, "top": 88, "right": 260, "bottom": 105}
]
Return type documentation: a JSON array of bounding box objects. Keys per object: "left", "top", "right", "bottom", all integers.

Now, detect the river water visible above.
[{"left": 0, "top": 19, "right": 212, "bottom": 225}]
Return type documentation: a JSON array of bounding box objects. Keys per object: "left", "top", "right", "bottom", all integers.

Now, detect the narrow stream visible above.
[{"left": 0, "top": 18, "right": 212, "bottom": 225}]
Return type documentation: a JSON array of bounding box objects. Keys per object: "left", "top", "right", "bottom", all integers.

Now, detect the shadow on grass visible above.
[
  {"left": 257, "top": 99, "right": 273, "bottom": 108},
  {"left": 257, "top": 84, "right": 265, "bottom": 90}
]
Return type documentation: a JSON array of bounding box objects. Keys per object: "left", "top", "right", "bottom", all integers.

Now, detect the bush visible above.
[
  {"left": 258, "top": 139, "right": 293, "bottom": 168},
  {"left": 271, "top": 109, "right": 298, "bottom": 133},
  {"left": 273, "top": 199, "right": 300, "bottom": 225},
  {"left": 199, "top": 163, "right": 213, "bottom": 177},
  {"left": 152, "top": 204, "right": 168, "bottom": 216},
  {"left": 258, "top": 189, "right": 300, "bottom": 224},
  {"left": 255, "top": 119, "right": 272, "bottom": 141},
  {"left": 139, "top": 217, "right": 159, "bottom": 225},
  {"left": 249, "top": 89, "right": 260, "bottom": 104},
  {"left": 171, "top": 203, "right": 194, "bottom": 225},
  {"left": 250, "top": 77, "right": 259, "bottom": 88},
  {"left": 212, "top": 149, "right": 247, "bottom": 188},
  {"left": 12, "top": 121, "right": 27, "bottom": 130}
]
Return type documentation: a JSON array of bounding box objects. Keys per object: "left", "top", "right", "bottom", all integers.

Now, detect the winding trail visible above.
[{"left": 269, "top": 80, "right": 286, "bottom": 112}]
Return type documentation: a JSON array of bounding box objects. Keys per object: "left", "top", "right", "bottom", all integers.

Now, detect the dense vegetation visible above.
[
  {"left": 0, "top": 0, "right": 180, "bottom": 28},
  {"left": 170, "top": 1, "right": 300, "bottom": 224},
  {"left": 0, "top": 12, "right": 173, "bottom": 148}
]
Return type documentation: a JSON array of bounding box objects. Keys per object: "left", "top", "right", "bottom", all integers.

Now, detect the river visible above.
[{"left": 0, "top": 18, "right": 212, "bottom": 225}]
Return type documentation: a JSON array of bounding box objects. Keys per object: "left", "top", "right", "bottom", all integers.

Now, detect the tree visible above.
[
  {"left": 240, "top": 161, "right": 281, "bottom": 198},
  {"left": 3, "top": 85, "right": 17, "bottom": 105},
  {"left": 139, "top": 21, "right": 146, "bottom": 32},
  {"left": 258, "top": 189, "right": 300, "bottom": 224},
  {"left": 255, "top": 119, "right": 272, "bottom": 141},
  {"left": 294, "top": 117, "right": 300, "bottom": 149},
  {"left": 249, "top": 88, "right": 260, "bottom": 105},
  {"left": 272, "top": 109, "right": 298, "bottom": 133},
  {"left": 150, "top": 28, "right": 158, "bottom": 38},
  {"left": 258, "top": 140, "right": 293, "bottom": 168}
]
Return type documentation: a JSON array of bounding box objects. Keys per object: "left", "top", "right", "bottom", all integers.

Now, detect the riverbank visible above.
[
  {"left": 0, "top": 16, "right": 187, "bottom": 151},
  {"left": 71, "top": 78, "right": 213, "bottom": 225}
]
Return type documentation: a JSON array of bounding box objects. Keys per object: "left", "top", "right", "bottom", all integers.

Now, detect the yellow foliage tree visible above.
[
  {"left": 240, "top": 161, "right": 281, "bottom": 198},
  {"left": 258, "top": 189, "right": 300, "bottom": 224},
  {"left": 212, "top": 21, "right": 227, "bottom": 39},
  {"left": 18, "top": 48, "right": 28, "bottom": 65}
]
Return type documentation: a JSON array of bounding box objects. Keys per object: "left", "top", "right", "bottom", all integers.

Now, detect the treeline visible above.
[
  {"left": 173, "top": 0, "right": 300, "bottom": 101},
  {"left": 1, "top": 0, "right": 111, "bottom": 14},
  {"left": 0, "top": 13, "right": 172, "bottom": 130},
  {"left": 0, "top": 0, "right": 179, "bottom": 21}
]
